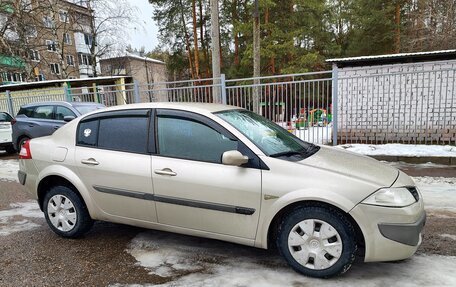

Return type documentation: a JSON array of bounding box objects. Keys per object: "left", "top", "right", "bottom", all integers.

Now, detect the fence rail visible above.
[{"left": 1, "top": 63, "right": 455, "bottom": 146}]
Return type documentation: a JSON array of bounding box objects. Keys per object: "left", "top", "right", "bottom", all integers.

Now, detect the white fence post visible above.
[
  {"left": 133, "top": 80, "right": 141, "bottom": 103},
  {"left": 221, "top": 74, "right": 227, "bottom": 104},
  {"left": 331, "top": 64, "right": 339, "bottom": 146},
  {"left": 6, "top": 90, "right": 14, "bottom": 115}
]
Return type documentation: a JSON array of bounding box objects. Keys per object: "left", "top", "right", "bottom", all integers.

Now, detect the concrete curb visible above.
[{"left": 369, "top": 155, "right": 456, "bottom": 165}]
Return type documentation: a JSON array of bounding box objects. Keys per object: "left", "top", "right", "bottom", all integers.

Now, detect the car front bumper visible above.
[{"left": 350, "top": 199, "right": 426, "bottom": 262}]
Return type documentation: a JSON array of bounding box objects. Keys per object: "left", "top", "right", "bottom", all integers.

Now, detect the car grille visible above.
[{"left": 407, "top": 186, "right": 420, "bottom": 202}]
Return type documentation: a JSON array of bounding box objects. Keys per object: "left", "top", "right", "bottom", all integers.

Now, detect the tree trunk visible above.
[
  {"left": 394, "top": 2, "right": 401, "bottom": 53},
  {"left": 179, "top": 0, "right": 195, "bottom": 79},
  {"left": 199, "top": 0, "right": 210, "bottom": 77},
  {"left": 192, "top": 0, "right": 200, "bottom": 78},
  {"left": 232, "top": 0, "right": 239, "bottom": 67},
  {"left": 253, "top": 0, "right": 260, "bottom": 113}
]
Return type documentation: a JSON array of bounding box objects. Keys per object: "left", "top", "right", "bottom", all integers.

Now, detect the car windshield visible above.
[
  {"left": 0, "top": 112, "right": 12, "bottom": 122},
  {"left": 73, "top": 105, "right": 104, "bottom": 115},
  {"left": 216, "top": 109, "right": 319, "bottom": 159}
]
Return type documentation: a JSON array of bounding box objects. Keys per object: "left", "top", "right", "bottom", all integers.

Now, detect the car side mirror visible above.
[
  {"left": 63, "top": 116, "right": 75, "bottom": 122},
  {"left": 222, "top": 150, "right": 249, "bottom": 166}
]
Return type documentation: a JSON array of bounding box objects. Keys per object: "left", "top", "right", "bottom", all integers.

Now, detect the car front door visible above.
[
  {"left": 151, "top": 109, "right": 262, "bottom": 239},
  {"left": 74, "top": 109, "right": 157, "bottom": 222}
]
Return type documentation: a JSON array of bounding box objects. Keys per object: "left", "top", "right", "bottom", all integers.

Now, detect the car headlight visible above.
[{"left": 362, "top": 187, "right": 417, "bottom": 207}]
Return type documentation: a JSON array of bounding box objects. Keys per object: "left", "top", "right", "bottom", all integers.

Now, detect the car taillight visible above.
[
  {"left": 19, "top": 140, "right": 32, "bottom": 159},
  {"left": 11, "top": 118, "right": 16, "bottom": 125}
]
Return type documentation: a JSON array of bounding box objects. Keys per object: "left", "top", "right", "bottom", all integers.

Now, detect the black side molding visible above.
[{"left": 93, "top": 185, "right": 256, "bottom": 215}]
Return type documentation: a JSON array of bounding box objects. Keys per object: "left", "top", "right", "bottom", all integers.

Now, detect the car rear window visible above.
[
  {"left": 0, "top": 112, "right": 12, "bottom": 122},
  {"left": 18, "top": 107, "right": 34, "bottom": 117}
]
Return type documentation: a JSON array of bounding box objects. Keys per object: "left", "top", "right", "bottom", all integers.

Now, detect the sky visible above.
[{"left": 127, "top": 0, "right": 159, "bottom": 51}]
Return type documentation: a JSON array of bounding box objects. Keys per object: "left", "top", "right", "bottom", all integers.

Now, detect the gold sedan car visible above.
[{"left": 18, "top": 103, "right": 425, "bottom": 278}]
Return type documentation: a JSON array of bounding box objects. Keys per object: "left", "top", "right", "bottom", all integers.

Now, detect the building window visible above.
[
  {"left": 78, "top": 53, "right": 92, "bottom": 66},
  {"left": 43, "top": 16, "right": 55, "bottom": 29},
  {"left": 66, "top": 55, "right": 75, "bottom": 66},
  {"left": 63, "top": 33, "right": 72, "bottom": 45},
  {"left": 20, "top": 0, "right": 32, "bottom": 12},
  {"left": 29, "top": 50, "right": 40, "bottom": 61},
  {"left": 84, "top": 33, "right": 93, "bottom": 46},
  {"left": 46, "top": 40, "right": 58, "bottom": 52},
  {"left": 50, "top": 63, "right": 61, "bottom": 75},
  {"left": 26, "top": 25, "right": 37, "bottom": 38},
  {"left": 36, "top": 74, "right": 45, "bottom": 81},
  {"left": 59, "top": 10, "right": 69, "bottom": 23},
  {"left": 1, "top": 72, "right": 25, "bottom": 83}
]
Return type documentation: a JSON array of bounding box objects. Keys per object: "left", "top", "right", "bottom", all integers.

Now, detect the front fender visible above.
[
  {"left": 37, "top": 164, "right": 99, "bottom": 219},
  {"left": 254, "top": 188, "right": 357, "bottom": 249}
]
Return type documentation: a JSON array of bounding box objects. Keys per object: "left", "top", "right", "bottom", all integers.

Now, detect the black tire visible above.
[
  {"left": 5, "top": 145, "right": 16, "bottom": 154},
  {"left": 43, "top": 185, "right": 93, "bottom": 238},
  {"left": 276, "top": 206, "right": 357, "bottom": 278}
]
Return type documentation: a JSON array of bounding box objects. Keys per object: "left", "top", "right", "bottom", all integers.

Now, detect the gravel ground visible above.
[{"left": 0, "top": 158, "right": 455, "bottom": 286}]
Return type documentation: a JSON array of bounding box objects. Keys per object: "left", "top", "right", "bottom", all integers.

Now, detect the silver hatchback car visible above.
[{"left": 18, "top": 103, "right": 425, "bottom": 278}]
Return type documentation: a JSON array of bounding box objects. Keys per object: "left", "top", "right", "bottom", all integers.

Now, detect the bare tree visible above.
[{"left": 80, "top": 0, "right": 138, "bottom": 77}]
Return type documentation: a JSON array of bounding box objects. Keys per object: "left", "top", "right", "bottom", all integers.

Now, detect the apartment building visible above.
[{"left": 0, "top": 0, "right": 99, "bottom": 85}]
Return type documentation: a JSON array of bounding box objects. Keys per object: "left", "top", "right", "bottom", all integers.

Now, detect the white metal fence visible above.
[{"left": 1, "top": 64, "right": 455, "bottom": 145}]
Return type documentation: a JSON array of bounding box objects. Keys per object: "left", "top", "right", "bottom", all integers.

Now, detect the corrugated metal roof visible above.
[{"left": 326, "top": 49, "right": 456, "bottom": 67}]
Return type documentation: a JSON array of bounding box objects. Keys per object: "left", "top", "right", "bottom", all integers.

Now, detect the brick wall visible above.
[{"left": 337, "top": 60, "right": 456, "bottom": 145}]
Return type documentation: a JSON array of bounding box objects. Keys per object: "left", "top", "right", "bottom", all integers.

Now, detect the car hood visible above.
[{"left": 299, "top": 145, "right": 399, "bottom": 187}]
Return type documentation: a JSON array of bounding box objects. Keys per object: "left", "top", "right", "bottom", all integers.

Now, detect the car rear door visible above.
[
  {"left": 151, "top": 109, "right": 262, "bottom": 239},
  {"left": 27, "top": 105, "right": 58, "bottom": 137},
  {"left": 74, "top": 109, "right": 157, "bottom": 222}
]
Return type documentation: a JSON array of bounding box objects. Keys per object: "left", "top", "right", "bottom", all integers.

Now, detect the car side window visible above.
[
  {"left": 18, "top": 107, "right": 34, "bottom": 117},
  {"left": 97, "top": 117, "right": 149, "bottom": 154},
  {"left": 157, "top": 116, "right": 238, "bottom": 163},
  {"left": 77, "top": 110, "right": 150, "bottom": 154},
  {"left": 55, "top": 106, "right": 76, "bottom": 121},
  {"left": 33, "top": 106, "right": 54, "bottom": 119},
  {"left": 77, "top": 120, "right": 99, "bottom": 147}
]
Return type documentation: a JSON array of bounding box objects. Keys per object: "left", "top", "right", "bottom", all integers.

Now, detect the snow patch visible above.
[
  {"left": 0, "top": 201, "right": 43, "bottom": 236},
  {"left": 413, "top": 177, "right": 456, "bottom": 211},
  {"left": 338, "top": 144, "right": 456, "bottom": 157},
  {"left": 0, "top": 159, "right": 19, "bottom": 182},
  {"left": 122, "top": 231, "right": 456, "bottom": 287},
  {"left": 440, "top": 234, "right": 456, "bottom": 241}
]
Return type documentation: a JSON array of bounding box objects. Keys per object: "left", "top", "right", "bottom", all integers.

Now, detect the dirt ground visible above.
[{"left": 0, "top": 158, "right": 455, "bottom": 286}]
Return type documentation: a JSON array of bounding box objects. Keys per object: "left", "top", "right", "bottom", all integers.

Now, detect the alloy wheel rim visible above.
[
  {"left": 47, "top": 195, "right": 77, "bottom": 232},
  {"left": 287, "top": 219, "right": 343, "bottom": 270}
]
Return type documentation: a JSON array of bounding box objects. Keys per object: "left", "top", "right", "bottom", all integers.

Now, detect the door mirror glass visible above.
[
  {"left": 222, "top": 150, "right": 249, "bottom": 166},
  {"left": 64, "top": 115, "right": 76, "bottom": 122}
]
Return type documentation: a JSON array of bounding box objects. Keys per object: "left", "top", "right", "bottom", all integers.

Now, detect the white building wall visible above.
[{"left": 337, "top": 59, "right": 456, "bottom": 144}]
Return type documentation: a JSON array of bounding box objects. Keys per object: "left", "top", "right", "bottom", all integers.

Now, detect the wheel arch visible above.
[
  {"left": 264, "top": 200, "right": 365, "bottom": 258},
  {"left": 36, "top": 167, "right": 97, "bottom": 219}
]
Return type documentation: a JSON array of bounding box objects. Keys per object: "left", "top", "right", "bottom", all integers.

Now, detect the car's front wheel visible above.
[
  {"left": 276, "top": 206, "right": 357, "bottom": 278},
  {"left": 43, "top": 186, "right": 93, "bottom": 238}
]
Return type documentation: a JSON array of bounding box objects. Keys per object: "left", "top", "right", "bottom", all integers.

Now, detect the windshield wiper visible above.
[{"left": 269, "top": 150, "right": 305, "bottom": 158}]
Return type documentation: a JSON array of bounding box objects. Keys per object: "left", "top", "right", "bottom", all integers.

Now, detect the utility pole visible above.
[
  {"left": 210, "top": 0, "right": 221, "bottom": 103},
  {"left": 252, "top": 0, "right": 260, "bottom": 113}
]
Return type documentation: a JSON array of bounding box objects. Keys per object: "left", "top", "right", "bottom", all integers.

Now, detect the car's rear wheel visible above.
[
  {"left": 43, "top": 186, "right": 93, "bottom": 238},
  {"left": 276, "top": 206, "right": 357, "bottom": 278},
  {"left": 17, "top": 136, "right": 30, "bottom": 152}
]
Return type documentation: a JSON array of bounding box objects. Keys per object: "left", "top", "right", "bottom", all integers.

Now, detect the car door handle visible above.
[
  {"left": 81, "top": 158, "right": 99, "bottom": 166},
  {"left": 28, "top": 124, "right": 35, "bottom": 127},
  {"left": 54, "top": 126, "right": 60, "bottom": 130},
  {"left": 154, "top": 168, "right": 177, "bottom": 176}
]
